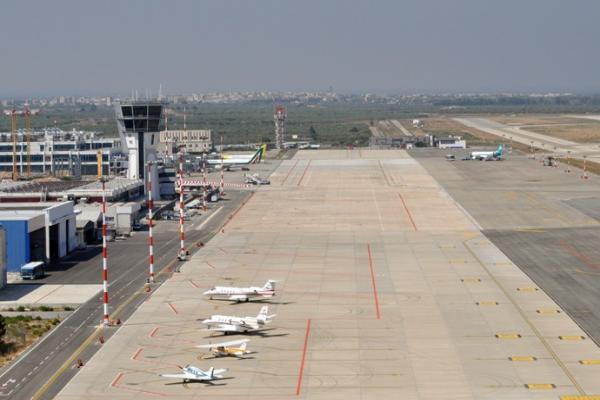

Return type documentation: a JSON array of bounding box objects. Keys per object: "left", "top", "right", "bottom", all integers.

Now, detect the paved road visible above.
[{"left": 0, "top": 190, "right": 250, "bottom": 400}]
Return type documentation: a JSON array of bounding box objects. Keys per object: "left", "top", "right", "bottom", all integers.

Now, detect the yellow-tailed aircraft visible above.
[{"left": 196, "top": 339, "right": 251, "bottom": 358}]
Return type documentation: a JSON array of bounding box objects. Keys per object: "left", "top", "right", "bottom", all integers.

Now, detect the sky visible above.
[{"left": 1, "top": 0, "right": 599, "bottom": 96}]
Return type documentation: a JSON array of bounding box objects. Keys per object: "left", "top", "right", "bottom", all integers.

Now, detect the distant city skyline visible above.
[{"left": 1, "top": 0, "right": 600, "bottom": 96}]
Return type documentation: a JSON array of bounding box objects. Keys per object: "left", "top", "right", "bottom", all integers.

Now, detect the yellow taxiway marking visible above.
[
  {"left": 476, "top": 301, "right": 499, "bottom": 306},
  {"left": 495, "top": 333, "right": 522, "bottom": 339},
  {"left": 579, "top": 360, "right": 600, "bottom": 365},
  {"left": 510, "top": 356, "right": 536, "bottom": 361},
  {"left": 525, "top": 383, "right": 556, "bottom": 390},
  {"left": 537, "top": 309, "right": 561, "bottom": 314},
  {"left": 559, "top": 335, "right": 586, "bottom": 341},
  {"left": 561, "top": 397, "right": 600, "bottom": 400},
  {"left": 517, "top": 287, "right": 539, "bottom": 292}
]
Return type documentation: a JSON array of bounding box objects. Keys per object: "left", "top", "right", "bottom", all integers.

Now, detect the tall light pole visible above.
[
  {"left": 177, "top": 151, "right": 187, "bottom": 261},
  {"left": 147, "top": 162, "right": 155, "bottom": 283},
  {"left": 100, "top": 177, "right": 110, "bottom": 325}
]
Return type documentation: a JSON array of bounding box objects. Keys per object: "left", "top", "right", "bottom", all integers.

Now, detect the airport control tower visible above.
[{"left": 115, "top": 101, "right": 164, "bottom": 199}]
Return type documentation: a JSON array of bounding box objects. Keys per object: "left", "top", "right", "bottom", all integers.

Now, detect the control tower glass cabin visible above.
[{"left": 114, "top": 101, "right": 164, "bottom": 199}]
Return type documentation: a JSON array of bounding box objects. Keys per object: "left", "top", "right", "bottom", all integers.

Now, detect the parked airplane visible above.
[
  {"left": 204, "top": 280, "right": 277, "bottom": 302},
  {"left": 470, "top": 144, "right": 504, "bottom": 161},
  {"left": 202, "top": 305, "right": 276, "bottom": 334},
  {"left": 206, "top": 145, "right": 266, "bottom": 170},
  {"left": 159, "top": 365, "right": 228, "bottom": 383},
  {"left": 245, "top": 173, "right": 270, "bottom": 185},
  {"left": 196, "top": 339, "right": 252, "bottom": 358},
  {"left": 222, "top": 144, "right": 267, "bottom": 161}
]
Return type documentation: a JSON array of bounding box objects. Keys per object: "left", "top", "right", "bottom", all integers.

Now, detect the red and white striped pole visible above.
[
  {"left": 202, "top": 161, "right": 208, "bottom": 211},
  {"left": 101, "top": 178, "right": 109, "bottom": 325},
  {"left": 178, "top": 152, "right": 186, "bottom": 261},
  {"left": 219, "top": 136, "right": 225, "bottom": 195},
  {"left": 147, "top": 162, "right": 155, "bottom": 283}
]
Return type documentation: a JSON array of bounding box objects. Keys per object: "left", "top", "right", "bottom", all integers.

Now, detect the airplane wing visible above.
[
  {"left": 228, "top": 294, "right": 248, "bottom": 301},
  {"left": 208, "top": 324, "right": 239, "bottom": 332},
  {"left": 196, "top": 338, "right": 250, "bottom": 348},
  {"left": 160, "top": 373, "right": 192, "bottom": 380}
]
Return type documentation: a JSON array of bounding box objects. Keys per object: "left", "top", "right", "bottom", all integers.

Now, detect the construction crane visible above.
[
  {"left": 3, "top": 107, "right": 40, "bottom": 180},
  {"left": 23, "top": 107, "right": 40, "bottom": 177},
  {"left": 3, "top": 109, "right": 21, "bottom": 180}
]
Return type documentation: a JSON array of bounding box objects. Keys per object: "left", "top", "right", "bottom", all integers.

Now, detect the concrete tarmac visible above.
[
  {"left": 0, "top": 157, "right": 281, "bottom": 400},
  {"left": 55, "top": 149, "right": 600, "bottom": 400}
]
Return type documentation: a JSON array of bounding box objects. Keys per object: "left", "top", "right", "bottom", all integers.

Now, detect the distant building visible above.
[
  {"left": 437, "top": 136, "right": 466, "bottom": 149},
  {"left": 0, "top": 128, "right": 119, "bottom": 176},
  {"left": 160, "top": 129, "right": 212, "bottom": 154}
]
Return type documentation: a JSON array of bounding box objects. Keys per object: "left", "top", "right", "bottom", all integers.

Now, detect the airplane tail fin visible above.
[
  {"left": 239, "top": 342, "right": 247, "bottom": 351},
  {"left": 257, "top": 305, "right": 276, "bottom": 324},
  {"left": 259, "top": 144, "right": 267, "bottom": 162},
  {"left": 497, "top": 144, "right": 504, "bottom": 155},
  {"left": 257, "top": 305, "right": 269, "bottom": 324},
  {"left": 208, "top": 367, "right": 215, "bottom": 379},
  {"left": 250, "top": 147, "right": 262, "bottom": 164},
  {"left": 262, "top": 279, "right": 276, "bottom": 291}
]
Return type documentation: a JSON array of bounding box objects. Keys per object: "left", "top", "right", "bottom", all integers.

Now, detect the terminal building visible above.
[
  {"left": 0, "top": 128, "right": 119, "bottom": 176},
  {"left": 159, "top": 129, "right": 212, "bottom": 154}
]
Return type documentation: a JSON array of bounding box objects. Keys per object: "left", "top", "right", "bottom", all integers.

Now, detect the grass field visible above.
[
  {"left": 525, "top": 124, "right": 600, "bottom": 143},
  {"left": 0, "top": 315, "right": 61, "bottom": 367}
]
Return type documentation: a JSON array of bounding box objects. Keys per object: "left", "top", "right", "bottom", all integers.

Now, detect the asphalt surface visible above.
[
  {"left": 413, "top": 147, "right": 600, "bottom": 347},
  {"left": 484, "top": 226, "right": 600, "bottom": 346},
  {"left": 0, "top": 190, "right": 250, "bottom": 400}
]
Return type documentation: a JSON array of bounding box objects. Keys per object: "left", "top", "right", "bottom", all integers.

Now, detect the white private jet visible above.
[
  {"left": 204, "top": 280, "right": 277, "bottom": 302},
  {"left": 196, "top": 338, "right": 252, "bottom": 358},
  {"left": 159, "top": 365, "right": 228, "bottom": 383},
  {"left": 470, "top": 144, "right": 504, "bottom": 161},
  {"left": 202, "top": 305, "right": 276, "bottom": 334}
]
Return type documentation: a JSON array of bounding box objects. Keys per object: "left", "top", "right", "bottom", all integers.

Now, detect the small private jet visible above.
[
  {"left": 159, "top": 365, "right": 228, "bottom": 383},
  {"left": 196, "top": 338, "right": 252, "bottom": 358},
  {"left": 202, "top": 305, "right": 276, "bottom": 334},
  {"left": 203, "top": 280, "right": 277, "bottom": 302},
  {"left": 469, "top": 144, "right": 504, "bottom": 161}
]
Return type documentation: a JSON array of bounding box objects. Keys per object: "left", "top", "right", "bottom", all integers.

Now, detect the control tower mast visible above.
[{"left": 274, "top": 106, "right": 286, "bottom": 150}]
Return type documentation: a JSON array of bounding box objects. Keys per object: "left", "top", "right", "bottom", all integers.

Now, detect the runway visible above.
[{"left": 454, "top": 117, "right": 600, "bottom": 162}]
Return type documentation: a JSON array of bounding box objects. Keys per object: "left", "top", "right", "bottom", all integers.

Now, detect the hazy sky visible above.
[{"left": 1, "top": 0, "right": 600, "bottom": 96}]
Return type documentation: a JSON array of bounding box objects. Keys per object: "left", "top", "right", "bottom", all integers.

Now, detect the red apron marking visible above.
[
  {"left": 295, "top": 319, "right": 312, "bottom": 395},
  {"left": 398, "top": 193, "right": 417, "bottom": 231},
  {"left": 367, "top": 244, "right": 381, "bottom": 319}
]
